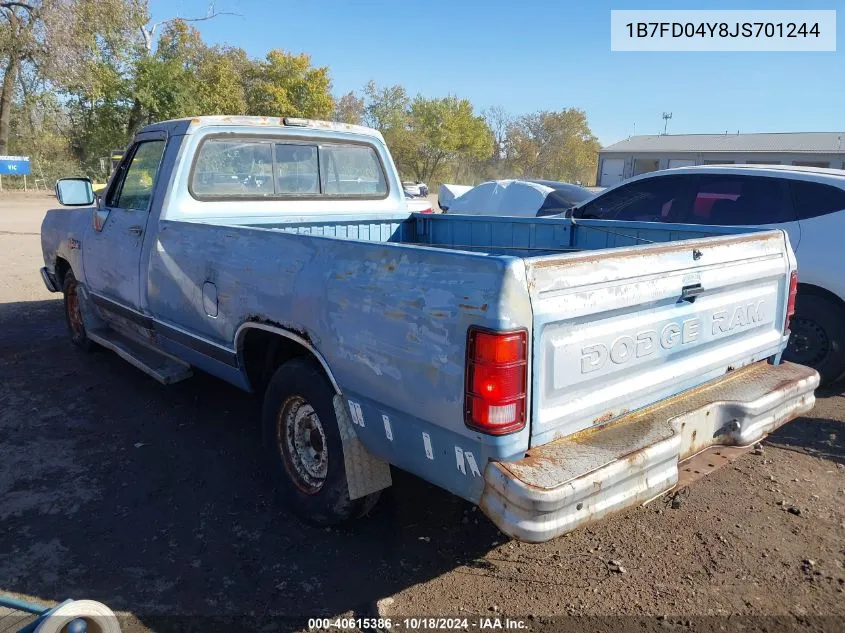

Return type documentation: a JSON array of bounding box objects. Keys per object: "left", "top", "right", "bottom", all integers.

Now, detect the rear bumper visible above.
[
  {"left": 40, "top": 267, "right": 60, "bottom": 293},
  {"left": 479, "top": 361, "right": 819, "bottom": 543}
]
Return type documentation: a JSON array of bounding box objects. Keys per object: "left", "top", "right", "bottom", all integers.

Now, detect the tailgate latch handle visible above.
[{"left": 680, "top": 283, "right": 704, "bottom": 303}]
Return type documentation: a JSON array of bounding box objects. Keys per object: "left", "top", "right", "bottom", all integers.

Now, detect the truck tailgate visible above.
[{"left": 525, "top": 230, "right": 795, "bottom": 446}]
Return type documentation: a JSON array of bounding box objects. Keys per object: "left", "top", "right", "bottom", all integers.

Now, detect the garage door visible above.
[
  {"left": 599, "top": 158, "right": 625, "bottom": 187},
  {"left": 668, "top": 159, "right": 696, "bottom": 169}
]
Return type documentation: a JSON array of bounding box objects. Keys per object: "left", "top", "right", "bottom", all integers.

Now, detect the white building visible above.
[{"left": 597, "top": 132, "right": 845, "bottom": 188}]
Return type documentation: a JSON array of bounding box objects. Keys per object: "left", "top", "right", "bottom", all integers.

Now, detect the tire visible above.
[
  {"left": 63, "top": 270, "right": 93, "bottom": 352},
  {"left": 262, "top": 358, "right": 380, "bottom": 525},
  {"left": 784, "top": 292, "right": 845, "bottom": 386}
]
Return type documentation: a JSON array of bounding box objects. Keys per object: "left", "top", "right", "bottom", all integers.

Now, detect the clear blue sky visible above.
[{"left": 149, "top": 0, "right": 844, "bottom": 146}]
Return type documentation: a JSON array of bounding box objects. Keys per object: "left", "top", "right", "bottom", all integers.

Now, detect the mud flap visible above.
[{"left": 333, "top": 395, "right": 392, "bottom": 500}]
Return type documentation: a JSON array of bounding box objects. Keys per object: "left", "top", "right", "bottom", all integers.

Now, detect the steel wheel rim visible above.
[
  {"left": 277, "top": 396, "right": 328, "bottom": 495},
  {"left": 787, "top": 315, "right": 829, "bottom": 368},
  {"left": 66, "top": 282, "right": 85, "bottom": 340}
]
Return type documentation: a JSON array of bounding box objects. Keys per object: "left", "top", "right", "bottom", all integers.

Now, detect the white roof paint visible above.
[
  {"left": 140, "top": 116, "right": 384, "bottom": 142},
  {"left": 602, "top": 132, "right": 845, "bottom": 154}
]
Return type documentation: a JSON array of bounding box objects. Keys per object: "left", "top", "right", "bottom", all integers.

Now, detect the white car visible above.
[
  {"left": 569, "top": 164, "right": 845, "bottom": 384},
  {"left": 402, "top": 181, "right": 428, "bottom": 197},
  {"left": 442, "top": 179, "right": 594, "bottom": 217}
]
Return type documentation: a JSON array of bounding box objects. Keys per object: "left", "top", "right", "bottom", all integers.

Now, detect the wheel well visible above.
[
  {"left": 239, "top": 327, "right": 337, "bottom": 395},
  {"left": 55, "top": 258, "right": 71, "bottom": 288},
  {"left": 797, "top": 283, "right": 845, "bottom": 313}
]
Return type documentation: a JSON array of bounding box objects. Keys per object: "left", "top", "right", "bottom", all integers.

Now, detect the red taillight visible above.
[
  {"left": 465, "top": 327, "right": 527, "bottom": 435},
  {"left": 420, "top": 206, "right": 434, "bottom": 214},
  {"left": 785, "top": 270, "right": 798, "bottom": 333}
]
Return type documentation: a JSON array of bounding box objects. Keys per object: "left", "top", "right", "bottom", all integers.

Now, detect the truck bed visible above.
[{"left": 236, "top": 212, "right": 732, "bottom": 256}]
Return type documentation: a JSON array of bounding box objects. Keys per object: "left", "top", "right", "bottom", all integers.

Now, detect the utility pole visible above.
[{"left": 662, "top": 112, "right": 673, "bottom": 135}]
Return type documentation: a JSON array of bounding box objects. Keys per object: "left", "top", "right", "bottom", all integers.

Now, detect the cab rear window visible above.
[{"left": 190, "top": 137, "right": 388, "bottom": 199}]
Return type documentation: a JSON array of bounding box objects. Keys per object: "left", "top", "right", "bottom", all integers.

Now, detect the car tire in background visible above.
[
  {"left": 262, "top": 357, "right": 381, "bottom": 525},
  {"left": 784, "top": 292, "right": 845, "bottom": 386}
]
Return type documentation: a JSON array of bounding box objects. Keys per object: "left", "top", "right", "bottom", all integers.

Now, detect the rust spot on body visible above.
[{"left": 592, "top": 410, "right": 618, "bottom": 426}]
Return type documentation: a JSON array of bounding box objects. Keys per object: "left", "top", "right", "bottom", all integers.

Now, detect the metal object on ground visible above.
[{"left": 0, "top": 595, "right": 120, "bottom": 633}]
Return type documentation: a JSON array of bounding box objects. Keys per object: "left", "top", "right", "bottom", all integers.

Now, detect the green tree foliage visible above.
[
  {"left": 245, "top": 50, "right": 333, "bottom": 119},
  {"left": 362, "top": 81, "right": 408, "bottom": 130},
  {"left": 334, "top": 90, "right": 364, "bottom": 125},
  {"left": 505, "top": 108, "right": 601, "bottom": 185},
  {"left": 196, "top": 45, "right": 248, "bottom": 115},
  {"left": 132, "top": 20, "right": 205, "bottom": 123},
  {"left": 359, "top": 84, "right": 494, "bottom": 184},
  {"left": 404, "top": 95, "right": 493, "bottom": 183},
  {"left": 1, "top": 1, "right": 601, "bottom": 189},
  {"left": 0, "top": 0, "right": 146, "bottom": 154}
]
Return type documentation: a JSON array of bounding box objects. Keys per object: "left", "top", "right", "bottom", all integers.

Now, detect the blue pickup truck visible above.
[{"left": 40, "top": 116, "right": 818, "bottom": 542}]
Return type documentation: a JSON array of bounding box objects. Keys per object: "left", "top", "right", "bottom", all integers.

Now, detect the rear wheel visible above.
[
  {"left": 262, "top": 358, "right": 380, "bottom": 524},
  {"left": 784, "top": 292, "right": 845, "bottom": 386},
  {"left": 63, "top": 270, "right": 92, "bottom": 352}
]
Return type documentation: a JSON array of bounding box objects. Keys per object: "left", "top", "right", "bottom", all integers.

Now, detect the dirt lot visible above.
[{"left": 1, "top": 192, "right": 844, "bottom": 632}]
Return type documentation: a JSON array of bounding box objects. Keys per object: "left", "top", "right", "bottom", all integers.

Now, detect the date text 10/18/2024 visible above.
[{"left": 308, "top": 617, "right": 529, "bottom": 630}]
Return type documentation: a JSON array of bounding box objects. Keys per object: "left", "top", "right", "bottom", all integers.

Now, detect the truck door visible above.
[{"left": 83, "top": 136, "right": 167, "bottom": 313}]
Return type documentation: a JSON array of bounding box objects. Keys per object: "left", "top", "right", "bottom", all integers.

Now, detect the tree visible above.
[
  {"left": 482, "top": 105, "right": 511, "bottom": 162},
  {"left": 404, "top": 95, "right": 493, "bottom": 183},
  {"left": 131, "top": 20, "right": 205, "bottom": 124},
  {"left": 505, "top": 108, "right": 600, "bottom": 184},
  {"left": 0, "top": 0, "right": 147, "bottom": 155},
  {"left": 196, "top": 45, "right": 247, "bottom": 115},
  {"left": 334, "top": 90, "right": 364, "bottom": 124},
  {"left": 245, "top": 50, "right": 333, "bottom": 119},
  {"left": 362, "top": 80, "right": 408, "bottom": 130}
]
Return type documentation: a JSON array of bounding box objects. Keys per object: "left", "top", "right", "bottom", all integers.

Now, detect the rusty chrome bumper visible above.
[
  {"left": 40, "top": 267, "right": 60, "bottom": 293},
  {"left": 479, "top": 361, "right": 819, "bottom": 543}
]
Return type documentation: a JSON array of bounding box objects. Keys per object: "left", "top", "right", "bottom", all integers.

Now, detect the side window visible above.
[
  {"left": 573, "top": 177, "right": 687, "bottom": 222},
  {"left": 680, "top": 176, "right": 795, "bottom": 225},
  {"left": 320, "top": 144, "right": 387, "bottom": 195},
  {"left": 790, "top": 180, "right": 845, "bottom": 220},
  {"left": 107, "top": 140, "right": 166, "bottom": 210},
  {"left": 192, "top": 139, "right": 274, "bottom": 196}
]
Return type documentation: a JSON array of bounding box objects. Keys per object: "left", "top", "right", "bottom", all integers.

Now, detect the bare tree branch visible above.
[{"left": 140, "top": 2, "right": 241, "bottom": 53}]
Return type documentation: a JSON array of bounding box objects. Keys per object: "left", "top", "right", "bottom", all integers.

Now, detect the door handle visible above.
[{"left": 128, "top": 226, "right": 143, "bottom": 236}]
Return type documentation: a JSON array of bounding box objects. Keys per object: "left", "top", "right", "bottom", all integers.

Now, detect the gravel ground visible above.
[{"left": 0, "top": 192, "right": 843, "bottom": 633}]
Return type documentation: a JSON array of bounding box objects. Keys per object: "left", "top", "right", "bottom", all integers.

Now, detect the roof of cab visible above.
[{"left": 138, "top": 115, "right": 384, "bottom": 141}]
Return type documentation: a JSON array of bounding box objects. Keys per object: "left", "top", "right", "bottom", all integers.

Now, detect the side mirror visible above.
[{"left": 55, "top": 177, "right": 95, "bottom": 206}]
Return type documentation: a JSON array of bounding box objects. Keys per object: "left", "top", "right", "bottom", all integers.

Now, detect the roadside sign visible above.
[{"left": 0, "top": 156, "right": 31, "bottom": 175}]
